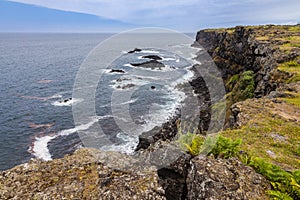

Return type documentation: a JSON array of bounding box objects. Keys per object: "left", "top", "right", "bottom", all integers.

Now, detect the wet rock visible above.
[
  {"left": 128, "top": 48, "right": 142, "bottom": 53},
  {"left": 186, "top": 155, "right": 270, "bottom": 200},
  {"left": 150, "top": 85, "right": 156, "bottom": 90},
  {"left": 116, "top": 83, "right": 135, "bottom": 90},
  {"left": 59, "top": 98, "right": 72, "bottom": 103},
  {"left": 131, "top": 60, "right": 165, "bottom": 70},
  {"left": 136, "top": 117, "right": 179, "bottom": 151},
  {"left": 109, "top": 69, "right": 126, "bottom": 73},
  {"left": 142, "top": 55, "right": 162, "bottom": 60},
  {"left": 116, "top": 77, "right": 131, "bottom": 82}
]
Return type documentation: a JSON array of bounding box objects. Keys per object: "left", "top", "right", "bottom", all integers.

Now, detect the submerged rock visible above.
[{"left": 116, "top": 83, "right": 135, "bottom": 90}]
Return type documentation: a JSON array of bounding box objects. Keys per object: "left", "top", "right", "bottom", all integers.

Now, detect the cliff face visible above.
[{"left": 195, "top": 26, "right": 291, "bottom": 98}]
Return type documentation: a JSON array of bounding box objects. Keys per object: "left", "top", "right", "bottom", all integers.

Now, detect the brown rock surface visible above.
[{"left": 186, "top": 155, "right": 270, "bottom": 200}]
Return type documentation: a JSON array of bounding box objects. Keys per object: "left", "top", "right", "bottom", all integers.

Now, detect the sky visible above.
[{"left": 1, "top": 0, "right": 300, "bottom": 32}]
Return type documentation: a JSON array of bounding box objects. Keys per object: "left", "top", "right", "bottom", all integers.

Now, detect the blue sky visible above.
[{"left": 1, "top": 0, "right": 300, "bottom": 32}]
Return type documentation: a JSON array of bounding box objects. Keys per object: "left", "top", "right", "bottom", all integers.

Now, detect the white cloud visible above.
[{"left": 7, "top": 0, "right": 300, "bottom": 31}]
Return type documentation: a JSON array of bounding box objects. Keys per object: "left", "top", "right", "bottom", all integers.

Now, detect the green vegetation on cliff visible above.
[{"left": 195, "top": 24, "right": 300, "bottom": 199}]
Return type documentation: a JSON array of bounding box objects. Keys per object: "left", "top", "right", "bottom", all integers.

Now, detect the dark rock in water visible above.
[
  {"left": 135, "top": 117, "right": 179, "bottom": 151},
  {"left": 186, "top": 155, "right": 270, "bottom": 199},
  {"left": 150, "top": 86, "right": 156, "bottom": 90},
  {"left": 109, "top": 69, "right": 125, "bottom": 73},
  {"left": 60, "top": 98, "right": 72, "bottom": 103},
  {"left": 142, "top": 55, "right": 162, "bottom": 60},
  {"left": 116, "top": 77, "right": 131, "bottom": 82},
  {"left": 131, "top": 60, "right": 165, "bottom": 70},
  {"left": 116, "top": 83, "right": 135, "bottom": 90},
  {"left": 128, "top": 48, "right": 142, "bottom": 53}
]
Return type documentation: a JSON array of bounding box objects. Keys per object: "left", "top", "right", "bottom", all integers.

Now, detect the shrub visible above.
[
  {"left": 177, "top": 130, "right": 241, "bottom": 159},
  {"left": 208, "top": 135, "right": 242, "bottom": 159},
  {"left": 239, "top": 70, "right": 255, "bottom": 100},
  {"left": 176, "top": 131, "right": 204, "bottom": 156}
]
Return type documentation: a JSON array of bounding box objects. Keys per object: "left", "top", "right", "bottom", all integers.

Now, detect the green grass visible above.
[
  {"left": 278, "top": 60, "right": 300, "bottom": 83},
  {"left": 278, "top": 60, "right": 300, "bottom": 73},
  {"left": 176, "top": 121, "right": 300, "bottom": 199},
  {"left": 288, "top": 26, "right": 300, "bottom": 32},
  {"left": 280, "top": 92, "right": 300, "bottom": 107},
  {"left": 221, "top": 115, "right": 300, "bottom": 170}
]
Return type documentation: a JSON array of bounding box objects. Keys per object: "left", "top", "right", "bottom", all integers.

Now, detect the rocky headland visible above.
[{"left": 1, "top": 25, "right": 299, "bottom": 199}]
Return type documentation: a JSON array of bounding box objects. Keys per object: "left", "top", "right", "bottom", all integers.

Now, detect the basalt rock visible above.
[
  {"left": 0, "top": 146, "right": 271, "bottom": 199},
  {"left": 0, "top": 148, "right": 166, "bottom": 200},
  {"left": 131, "top": 60, "right": 165, "bottom": 70},
  {"left": 109, "top": 69, "right": 126, "bottom": 73},
  {"left": 142, "top": 55, "right": 163, "bottom": 60},
  {"left": 128, "top": 48, "right": 142, "bottom": 53},
  {"left": 186, "top": 155, "right": 270, "bottom": 200}
]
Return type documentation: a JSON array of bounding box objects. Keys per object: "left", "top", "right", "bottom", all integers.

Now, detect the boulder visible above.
[{"left": 186, "top": 155, "right": 270, "bottom": 200}]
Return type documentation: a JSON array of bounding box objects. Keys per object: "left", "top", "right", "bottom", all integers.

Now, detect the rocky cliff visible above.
[
  {"left": 0, "top": 147, "right": 270, "bottom": 199},
  {"left": 1, "top": 25, "right": 299, "bottom": 199},
  {"left": 195, "top": 25, "right": 298, "bottom": 98}
]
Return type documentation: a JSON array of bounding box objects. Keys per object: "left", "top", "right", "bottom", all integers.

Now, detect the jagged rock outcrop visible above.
[
  {"left": 195, "top": 26, "right": 283, "bottom": 98},
  {"left": 186, "top": 155, "right": 270, "bottom": 200},
  {"left": 0, "top": 147, "right": 270, "bottom": 199},
  {"left": 0, "top": 148, "right": 166, "bottom": 200}
]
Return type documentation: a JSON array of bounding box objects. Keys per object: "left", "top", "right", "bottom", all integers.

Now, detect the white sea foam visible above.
[
  {"left": 58, "top": 118, "right": 98, "bottom": 136},
  {"left": 32, "top": 135, "right": 57, "bottom": 161},
  {"left": 49, "top": 94, "right": 63, "bottom": 99},
  {"left": 123, "top": 63, "right": 134, "bottom": 67},
  {"left": 119, "top": 98, "right": 138, "bottom": 105},
  {"left": 100, "top": 132, "right": 138, "bottom": 154},
  {"left": 30, "top": 118, "right": 99, "bottom": 161},
  {"left": 110, "top": 76, "right": 149, "bottom": 90},
  {"left": 161, "top": 57, "right": 176, "bottom": 61},
  {"left": 139, "top": 50, "right": 159, "bottom": 54},
  {"left": 51, "top": 98, "right": 82, "bottom": 107}
]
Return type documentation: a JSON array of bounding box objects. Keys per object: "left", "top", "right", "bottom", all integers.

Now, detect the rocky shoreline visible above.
[{"left": 1, "top": 25, "right": 299, "bottom": 199}]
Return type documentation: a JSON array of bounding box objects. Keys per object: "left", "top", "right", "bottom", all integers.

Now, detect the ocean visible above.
[{"left": 0, "top": 32, "right": 195, "bottom": 171}]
